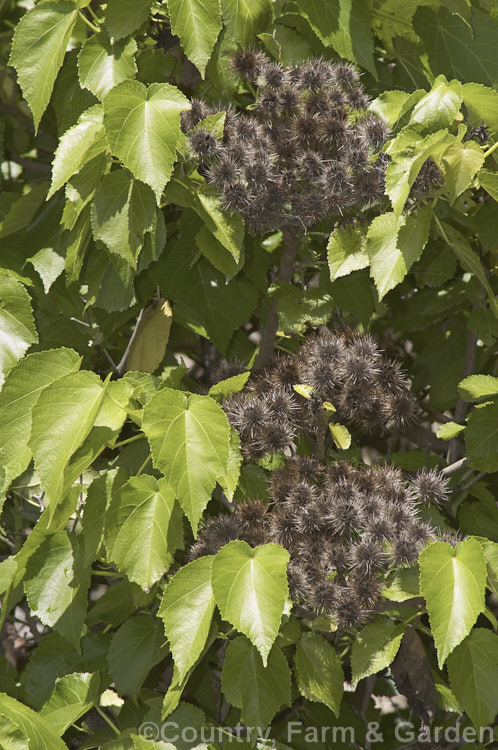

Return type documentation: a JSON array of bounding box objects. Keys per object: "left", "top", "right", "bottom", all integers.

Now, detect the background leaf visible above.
[
  {"left": 0, "top": 277, "right": 38, "bottom": 387},
  {"left": 108, "top": 615, "right": 168, "bottom": 699},
  {"left": 166, "top": 0, "right": 222, "bottom": 77},
  {"left": 447, "top": 629, "right": 498, "bottom": 729},
  {"left": 295, "top": 632, "right": 344, "bottom": 716}
]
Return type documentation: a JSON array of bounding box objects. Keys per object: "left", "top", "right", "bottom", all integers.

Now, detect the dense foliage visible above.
[{"left": 1, "top": 0, "right": 498, "bottom": 748}]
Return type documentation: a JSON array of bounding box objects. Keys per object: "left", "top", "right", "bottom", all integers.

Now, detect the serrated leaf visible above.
[
  {"left": 211, "top": 540, "right": 289, "bottom": 665},
  {"left": 220, "top": 0, "right": 273, "bottom": 45},
  {"left": 447, "top": 629, "right": 498, "bottom": 729},
  {"left": 409, "top": 75, "right": 463, "bottom": 131},
  {"left": 78, "top": 34, "right": 137, "bottom": 101},
  {"left": 381, "top": 566, "right": 420, "bottom": 602},
  {"left": 104, "top": 475, "right": 181, "bottom": 590},
  {"left": 479, "top": 169, "right": 498, "bottom": 201},
  {"left": 442, "top": 141, "right": 485, "bottom": 205},
  {"left": 159, "top": 556, "right": 215, "bottom": 681},
  {"left": 458, "top": 375, "right": 498, "bottom": 401},
  {"left": 370, "top": 90, "right": 422, "bottom": 128},
  {"left": 40, "top": 672, "right": 100, "bottom": 735},
  {"left": 0, "top": 277, "right": 38, "bottom": 388},
  {"left": 48, "top": 105, "right": 107, "bottom": 199},
  {"left": 166, "top": 0, "right": 222, "bottom": 77},
  {"left": 0, "top": 694, "right": 67, "bottom": 750},
  {"left": 126, "top": 299, "right": 173, "bottom": 374},
  {"left": 482, "top": 541, "right": 498, "bottom": 596},
  {"left": 24, "top": 532, "right": 90, "bottom": 648},
  {"left": 0, "top": 348, "right": 80, "bottom": 488},
  {"left": 419, "top": 539, "right": 486, "bottom": 668},
  {"left": 414, "top": 6, "right": 498, "bottom": 90},
  {"left": 0, "top": 184, "right": 48, "bottom": 239},
  {"left": 269, "top": 282, "right": 334, "bottom": 334},
  {"left": 351, "top": 618, "right": 404, "bottom": 683},
  {"left": 295, "top": 632, "right": 344, "bottom": 715},
  {"left": 105, "top": 0, "right": 152, "bottom": 41},
  {"left": 221, "top": 636, "right": 291, "bottom": 727},
  {"left": 91, "top": 169, "right": 156, "bottom": 267},
  {"left": 329, "top": 422, "right": 352, "bottom": 450},
  {"left": 108, "top": 615, "right": 167, "bottom": 699},
  {"left": 296, "top": 0, "right": 375, "bottom": 76},
  {"left": 438, "top": 221, "right": 498, "bottom": 317},
  {"left": 30, "top": 371, "right": 105, "bottom": 512},
  {"left": 463, "top": 83, "right": 498, "bottom": 136},
  {"left": 436, "top": 422, "right": 466, "bottom": 440},
  {"left": 103, "top": 80, "right": 190, "bottom": 202},
  {"left": 209, "top": 372, "right": 251, "bottom": 399},
  {"left": 8, "top": 0, "right": 79, "bottom": 130},
  {"left": 327, "top": 225, "right": 369, "bottom": 281},
  {"left": 142, "top": 388, "right": 230, "bottom": 533},
  {"left": 465, "top": 401, "right": 498, "bottom": 458},
  {"left": 366, "top": 208, "right": 431, "bottom": 299},
  {"left": 385, "top": 129, "right": 450, "bottom": 215}
]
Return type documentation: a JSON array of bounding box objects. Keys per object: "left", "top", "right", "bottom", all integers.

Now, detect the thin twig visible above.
[
  {"left": 442, "top": 457, "right": 468, "bottom": 476},
  {"left": 115, "top": 308, "right": 145, "bottom": 375},
  {"left": 254, "top": 228, "right": 301, "bottom": 370}
]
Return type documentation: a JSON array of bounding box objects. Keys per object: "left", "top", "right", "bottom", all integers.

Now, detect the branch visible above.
[
  {"left": 115, "top": 308, "right": 145, "bottom": 376},
  {"left": 442, "top": 457, "right": 468, "bottom": 476},
  {"left": 254, "top": 228, "right": 300, "bottom": 370}
]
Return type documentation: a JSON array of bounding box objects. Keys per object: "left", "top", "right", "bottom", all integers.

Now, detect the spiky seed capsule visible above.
[
  {"left": 231, "top": 49, "right": 268, "bottom": 80},
  {"left": 188, "top": 129, "right": 219, "bottom": 158},
  {"left": 412, "top": 159, "right": 444, "bottom": 192},
  {"left": 411, "top": 469, "right": 450, "bottom": 508},
  {"left": 348, "top": 536, "right": 389, "bottom": 574},
  {"left": 259, "top": 63, "right": 287, "bottom": 89}
]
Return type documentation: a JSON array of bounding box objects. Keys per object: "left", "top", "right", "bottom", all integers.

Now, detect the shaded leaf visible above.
[
  {"left": 105, "top": 0, "right": 152, "bottom": 41},
  {"left": 0, "top": 277, "right": 38, "bottom": 388},
  {"left": 351, "top": 617, "right": 404, "bottom": 683},
  {"left": 126, "top": 300, "right": 173, "bottom": 374},
  {"left": 166, "top": 0, "right": 222, "bottom": 77},
  {"left": 391, "top": 627, "right": 438, "bottom": 722},
  {"left": 447, "top": 629, "right": 498, "bottom": 729},
  {"left": 108, "top": 615, "right": 167, "bottom": 699},
  {"left": 295, "top": 632, "right": 344, "bottom": 716}
]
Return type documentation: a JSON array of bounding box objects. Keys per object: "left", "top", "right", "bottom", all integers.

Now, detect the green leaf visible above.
[
  {"left": 0, "top": 713, "right": 27, "bottom": 750},
  {"left": 419, "top": 539, "right": 486, "bottom": 668},
  {"left": 458, "top": 375, "right": 498, "bottom": 401},
  {"left": 108, "top": 615, "right": 167, "bottom": 699},
  {"left": 0, "top": 184, "right": 48, "bottom": 239},
  {"left": 436, "top": 421, "right": 466, "bottom": 440},
  {"left": 155, "top": 237, "right": 257, "bottom": 352},
  {"left": 218, "top": 429, "right": 243, "bottom": 502},
  {"left": 328, "top": 422, "right": 352, "bottom": 450},
  {"left": 142, "top": 388, "right": 230, "bottom": 533},
  {"left": 91, "top": 169, "right": 156, "bottom": 267},
  {"left": 0, "top": 277, "right": 38, "bottom": 387},
  {"left": 0, "top": 348, "right": 80, "bottom": 488},
  {"left": 40, "top": 672, "right": 100, "bottom": 735},
  {"left": 8, "top": 0, "right": 79, "bottom": 130},
  {"left": 269, "top": 282, "right": 334, "bottom": 334},
  {"left": 221, "top": 636, "right": 291, "bottom": 727},
  {"left": 209, "top": 372, "right": 251, "bottom": 399},
  {"left": 295, "top": 632, "right": 344, "bottom": 716},
  {"left": 327, "top": 224, "right": 369, "bottom": 281},
  {"left": 24, "top": 531, "right": 90, "bottom": 648},
  {"left": 385, "top": 129, "right": 450, "bottom": 215},
  {"left": 414, "top": 6, "right": 498, "bottom": 90},
  {"left": 409, "top": 75, "right": 463, "bottom": 131},
  {"left": 468, "top": 307, "right": 498, "bottom": 346},
  {"left": 366, "top": 208, "right": 431, "bottom": 299},
  {"left": 103, "top": 80, "right": 190, "bottom": 202},
  {"left": 211, "top": 540, "right": 289, "bottom": 665},
  {"left": 465, "top": 401, "right": 498, "bottom": 458},
  {"left": 125, "top": 299, "right": 173, "bottom": 374},
  {"left": 104, "top": 475, "right": 181, "bottom": 590},
  {"left": 442, "top": 141, "right": 485, "bottom": 205},
  {"left": 105, "top": 0, "right": 152, "bottom": 41},
  {"left": 480, "top": 540, "right": 498, "bottom": 596},
  {"left": 447, "top": 629, "right": 498, "bottom": 729},
  {"left": 164, "top": 179, "right": 245, "bottom": 261},
  {"left": 219, "top": 0, "right": 273, "bottom": 45},
  {"left": 370, "top": 89, "right": 423, "bottom": 128},
  {"left": 159, "top": 556, "right": 215, "bottom": 681},
  {"left": 166, "top": 0, "right": 222, "bottom": 77},
  {"left": 463, "top": 83, "right": 498, "bottom": 136},
  {"left": 48, "top": 105, "right": 107, "bottom": 199},
  {"left": 479, "top": 169, "right": 498, "bottom": 201},
  {"left": 78, "top": 34, "right": 137, "bottom": 101},
  {"left": 381, "top": 566, "right": 420, "bottom": 602},
  {"left": 296, "top": 0, "right": 375, "bottom": 76},
  {"left": 351, "top": 617, "right": 404, "bottom": 683},
  {"left": 0, "top": 694, "right": 67, "bottom": 750},
  {"left": 30, "top": 371, "right": 105, "bottom": 512},
  {"left": 437, "top": 221, "right": 498, "bottom": 317}
]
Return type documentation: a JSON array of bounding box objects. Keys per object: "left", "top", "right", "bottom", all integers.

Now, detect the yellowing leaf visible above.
[{"left": 126, "top": 299, "right": 173, "bottom": 374}]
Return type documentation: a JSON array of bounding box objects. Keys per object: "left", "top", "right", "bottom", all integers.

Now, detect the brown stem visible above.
[{"left": 254, "top": 228, "right": 300, "bottom": 370}]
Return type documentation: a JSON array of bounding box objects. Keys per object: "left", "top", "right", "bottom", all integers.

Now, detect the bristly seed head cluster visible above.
[
  {"left": 186, "top": 328, "right": 452, "bottom": 631},
  {"left": 181, "top": 52, "right": 391, "bottom": 234},
  {"left": 190, "top": 457, "right": 451, "bottom": 628},
  {"left": 222, "top": 328, "right": 418, "bottom": 460}
]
